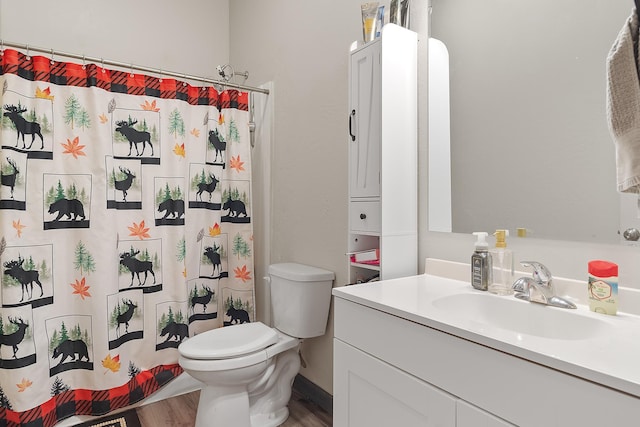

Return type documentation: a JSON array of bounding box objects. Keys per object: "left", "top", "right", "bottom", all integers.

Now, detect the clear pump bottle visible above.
[{"left": 488, "top": 229, "right": 514, "bottom": 295}]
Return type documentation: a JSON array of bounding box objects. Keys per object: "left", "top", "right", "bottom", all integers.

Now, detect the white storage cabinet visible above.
[{"left": 347, "top": 24, "right": 418, "bottom": 284}]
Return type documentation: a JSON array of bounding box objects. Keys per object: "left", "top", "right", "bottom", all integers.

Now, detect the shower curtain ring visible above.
[
  {"left": 82, "top": 55, "right": 86, "bottom": 70},
  {"left": 26, "top": 44, "right": 30, "bottom": 59},
  {"left": 101, "top": 58, "right": 105, "bottom": 73},
  {"left": 129, "top": 63, "right": 134, "bottom": 77},
  {"left": 0, "top": 40, "right": 4, "bottom": 56},
  {"left": 50, "top": 48, "right": 55, "bottom": 65}
]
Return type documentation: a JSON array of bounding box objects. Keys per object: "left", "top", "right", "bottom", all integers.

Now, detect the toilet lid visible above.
[{"left": 179, "top": 322, "right": 278, "bottom": 360}]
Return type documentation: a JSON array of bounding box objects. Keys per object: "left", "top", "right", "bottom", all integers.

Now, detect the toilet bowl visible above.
[{"left": 178, "top": 263, "right": 334, "bottom": 427}]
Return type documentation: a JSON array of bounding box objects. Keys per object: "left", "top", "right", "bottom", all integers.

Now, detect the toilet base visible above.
[
  {"left": 197, "top": 395, "right": 289, "bottom": 427},
  {"left": 249, "top": 348, "right": 300, "bottom": 426},
  {"left": 196, "top": 385, "right": 252, "bottom": 427},
  {"left": 188, "top": 347, "right": 301, "bottom": 427},
  {"left": 251, "top": 407, "right": 289, "bottom": 427}
]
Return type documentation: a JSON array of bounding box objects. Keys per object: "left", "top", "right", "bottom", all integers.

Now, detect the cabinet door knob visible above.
[
  {"left": 349, "top": 110, "right": 356, "bottom": 142},
  {"left": 360, "top": 213, "right": 367, "bottom": 220}
]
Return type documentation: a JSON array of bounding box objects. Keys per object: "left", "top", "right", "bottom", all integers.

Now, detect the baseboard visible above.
[{"left": 292, "top": 374, "right": 333, "bottom": 415}]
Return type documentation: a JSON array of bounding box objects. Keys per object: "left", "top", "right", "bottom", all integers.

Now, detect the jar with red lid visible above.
[{"left": 588, "top": 260, "right": 618, "bottom": 315}]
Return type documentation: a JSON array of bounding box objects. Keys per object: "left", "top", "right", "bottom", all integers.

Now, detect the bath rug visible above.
[{"left": 74, "top": 409, "right": 142, "bottom": 427}]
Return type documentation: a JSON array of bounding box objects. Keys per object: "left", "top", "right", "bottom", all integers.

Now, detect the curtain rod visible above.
[{"left": 0, "top": 40, "right": 270, "bottom": 95}]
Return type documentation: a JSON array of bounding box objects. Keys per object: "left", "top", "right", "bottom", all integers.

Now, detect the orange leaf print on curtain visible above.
[
  {"left": 234, "top": 265, "right": 252, "bottom": 282},
  {"left": 229, "top": 155, "right": 244, "bottom": 172},
  {"left": 12, "top": 219, "right": 26, "bottom": 237},
  {"left": 141, "top": 100, "right": 160, "bottom": 112},
  {"left": 71, "top": 278, "right": 91, "bottom": 300},
  {"left": 128, "top": 221, "right": 151, "bottom": 240},
  {"left": 16, "top": 378, "right": 33, "bottom": 393},
  {"left": 61, "top": 137, "right": 86, "bottom": 158}
]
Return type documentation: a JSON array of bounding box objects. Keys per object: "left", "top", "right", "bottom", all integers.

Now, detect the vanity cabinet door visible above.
[
  {"left": 457, "top": 400, "right": 514, "bottom": 427},
  {"left": 334, "top": 339, "right": 456, "bottom": 427}
]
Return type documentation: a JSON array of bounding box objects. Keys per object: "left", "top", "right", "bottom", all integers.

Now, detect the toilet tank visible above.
[{"left": 269, "top": 263, "right": 335, "bottom": 339}]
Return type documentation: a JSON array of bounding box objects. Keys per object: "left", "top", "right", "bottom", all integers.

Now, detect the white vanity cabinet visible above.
[
  {"left": 347, "top": 24, "right": 417, "bottom": 284},
  {"left": 334, "top": 339, "right": 456, "bottom": 426},
  {"left": 334, "top": 314, "right": 512, "bottom": 427},
  {"left": 335, "top": 339, "right": 511, "bottom": 426},
  {"left": 333, "top": 282, "right": 640, "bottom": 427}
]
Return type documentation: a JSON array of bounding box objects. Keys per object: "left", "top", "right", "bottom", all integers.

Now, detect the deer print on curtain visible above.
[{"left": 0, "top": 48, "right": 256, "bottom": 426}]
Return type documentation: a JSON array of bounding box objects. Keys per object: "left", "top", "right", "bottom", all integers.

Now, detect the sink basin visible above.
[{"left": 431, "top": 292, "right": 607, "bottom": 340}]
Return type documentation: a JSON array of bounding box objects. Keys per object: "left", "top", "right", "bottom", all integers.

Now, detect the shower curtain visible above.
[{"left": 0, "top": 48, "right": 255, "bottom": 426}]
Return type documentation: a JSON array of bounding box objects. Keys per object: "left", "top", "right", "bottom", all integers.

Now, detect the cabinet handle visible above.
[
  {"left": 360, "top": 213, "right": 367, "bottom": 220},
  {"left": 349, "top": 109, "right": 356, "bottom": 141}
]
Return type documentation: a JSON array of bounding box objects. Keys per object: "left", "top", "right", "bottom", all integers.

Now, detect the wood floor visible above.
[{"left": 136, "top": 389, "right": 332, "bottom": 427}]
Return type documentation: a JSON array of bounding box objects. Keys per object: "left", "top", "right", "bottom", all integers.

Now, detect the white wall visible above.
[
  {"left": 228, "top": 0, "right": 362, "bottom": 394},
  {"left": 0, "top": 0, "right": 229, "bottom": 78}
]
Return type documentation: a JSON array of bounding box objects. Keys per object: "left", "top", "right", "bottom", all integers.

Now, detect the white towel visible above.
[{"left": 607, "top": 8, "right": 640, "bottom": 193}]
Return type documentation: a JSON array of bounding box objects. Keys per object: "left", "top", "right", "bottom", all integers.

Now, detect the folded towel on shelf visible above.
[
  {"left": 349, "top": 249, "right": 380, "bottom": 265},
  {"left": 607, "top": 7, "right": 640, "bottom": 193}
]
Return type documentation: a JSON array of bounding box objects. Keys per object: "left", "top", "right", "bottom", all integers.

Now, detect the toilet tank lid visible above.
[
  {"left": 179, "top": 322, "right": 278, "bottom": 360},
  {"left": 269, "top": 263, "right": 335, "bottom": 282}
]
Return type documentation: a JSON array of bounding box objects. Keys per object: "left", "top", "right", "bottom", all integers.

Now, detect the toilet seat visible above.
[{"left": 180, "top": 322, "right": 278, "bottom": 360}]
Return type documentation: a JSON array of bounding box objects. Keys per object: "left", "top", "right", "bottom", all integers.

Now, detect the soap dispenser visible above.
[
  {"left": 488, "top": 229, "right": 514, "bottom": 295},
  {"left": 471, "top": 232, "right": 492, "bottom": 291}
]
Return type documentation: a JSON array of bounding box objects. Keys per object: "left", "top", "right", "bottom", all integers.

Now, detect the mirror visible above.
[{"left": 428, "top": 0, "right": 638, "bottom": 244}]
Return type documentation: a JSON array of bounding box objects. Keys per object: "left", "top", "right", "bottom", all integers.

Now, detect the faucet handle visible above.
[
  {"left": 520, "top": 261, "right": 552, "bottom": 285},
  {"left": 512, "top": 277, "right": 529, "bottom": 293}
]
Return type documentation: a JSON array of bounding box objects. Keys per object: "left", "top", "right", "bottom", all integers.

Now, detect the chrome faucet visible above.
[{"left": 512, "top": 261, "right": 577, "bottom": 309}]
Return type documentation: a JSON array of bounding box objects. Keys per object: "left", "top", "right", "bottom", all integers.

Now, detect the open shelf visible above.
[{"left": 350, "top": 262, "right": 381, "bottom": 271}]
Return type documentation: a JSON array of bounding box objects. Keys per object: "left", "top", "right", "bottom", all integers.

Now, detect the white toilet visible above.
[{"left": 178, "top": 262, "right": 335, "bottom": 427}]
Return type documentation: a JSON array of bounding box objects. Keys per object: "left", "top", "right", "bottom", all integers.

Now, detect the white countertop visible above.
[{"left": 333, "top": 273, "right": 640, "bottom": 398}]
